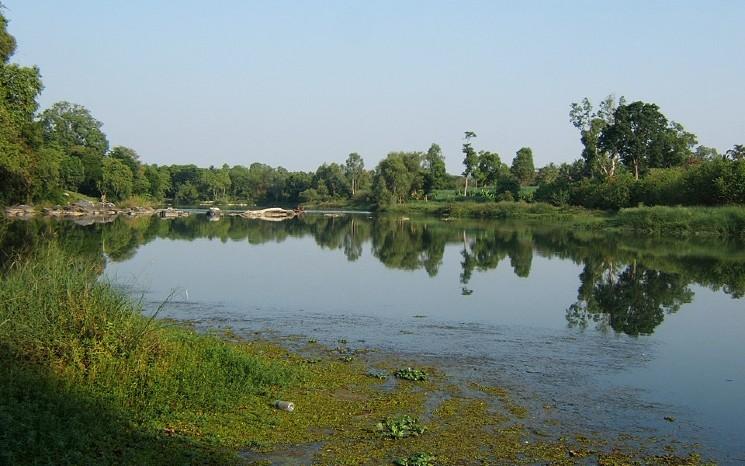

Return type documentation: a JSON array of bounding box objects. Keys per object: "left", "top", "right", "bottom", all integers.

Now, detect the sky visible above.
[{"left": 4, "top": 0, "right": 745, "bottom": 173}]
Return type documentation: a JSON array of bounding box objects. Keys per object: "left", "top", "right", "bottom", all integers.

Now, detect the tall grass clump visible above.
[
  {"left": 0, "top": 246, "right": 300, "bottom": 463},
  {"left": 614, "top": 205, "right": 745, "bottom": 237}
]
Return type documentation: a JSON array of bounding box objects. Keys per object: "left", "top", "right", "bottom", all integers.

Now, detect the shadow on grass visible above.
[{"left": 0, "top": 344, "right": 234, "bottom": 465}]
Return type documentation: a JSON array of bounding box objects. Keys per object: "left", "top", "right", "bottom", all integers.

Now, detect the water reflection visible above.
[{"left": 3, "top": 213, "right": 744, "bottom": 337}]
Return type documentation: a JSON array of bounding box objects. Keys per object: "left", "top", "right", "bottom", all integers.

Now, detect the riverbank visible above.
[
  {"left": 379, "top": 201, "right": 745, "bottom": 237},
  {"left": 0, "top": 247, "right": 708, "bottom": 464}
]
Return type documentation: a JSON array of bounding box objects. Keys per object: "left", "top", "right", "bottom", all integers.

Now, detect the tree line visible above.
[{"left": 1, "top": 9, "right": 743, "bottom": 210}]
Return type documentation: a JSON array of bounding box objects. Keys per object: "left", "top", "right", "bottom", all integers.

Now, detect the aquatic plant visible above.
[
  {"left": 376, "top": 415, "right": 426, "bottom": 439},
  {"left": 395, "top": 452, "right": 436, "bottom": 466},
  {"left": 394, "top": 367, "right": 428, "bottom": 381}
]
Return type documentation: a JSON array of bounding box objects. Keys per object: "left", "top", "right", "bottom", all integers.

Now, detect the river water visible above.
[{"left": 5, "top": 213, "right": 744, "bottom": 461}]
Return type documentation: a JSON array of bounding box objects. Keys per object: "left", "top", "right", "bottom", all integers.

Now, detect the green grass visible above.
[
  {"left": 381, "top": 200, "right": 604, "bottom": 223},
  {"left": 613, "top": 205, "right": 745, "bottom": 237},
  {"left": 382, "top": 200, "right": 745, "bottom": 238},
  {"left": 116, "top": 195, "right": 158, "bottom": 209},
  {"left": 0, "top": 246, "right": 300, "bottom": 464}
]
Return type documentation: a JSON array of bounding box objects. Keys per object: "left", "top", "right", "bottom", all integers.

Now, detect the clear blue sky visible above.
[{"left": 5, "top": 0, "right": 745, "bottom": 172}]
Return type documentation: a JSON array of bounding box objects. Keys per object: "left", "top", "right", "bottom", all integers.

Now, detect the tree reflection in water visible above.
[{"left": 3, "top": 213, "right": 744, "bottom": 337}]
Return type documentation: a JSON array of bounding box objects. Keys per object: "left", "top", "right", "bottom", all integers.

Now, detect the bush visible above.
[
  {"left": 632, "top": 168, "right": 685, "bottom": 205},
  {"left": 570, "top": 174, "right": 634, "bottom": 210}
]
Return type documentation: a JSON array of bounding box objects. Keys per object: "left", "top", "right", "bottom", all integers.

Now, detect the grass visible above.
[
  {"left": 613, "top": 205, "right": 745, "bottom": 237},
  {"left": 0, "top": 246, "right": 299, "bottom": 463},
  {"left": 116, "top": 195, "right": 158, "bottom": 209},
  {"left": 382, "top": 200, "right": 745, "bottom": 238},
  {"left": 381, "top": 200, "right": 604, "bottom": 224}
]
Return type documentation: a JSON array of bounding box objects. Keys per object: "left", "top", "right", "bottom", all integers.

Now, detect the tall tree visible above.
[
  {"left": 461, "top": 131, "right": 478, "bottom": 196},
  {"left": 476, "top": 151, "right": 501, "bottom": 188},
  {"left": 39, "top": 101, "right": 109, "bottom": 156},
  {"left": 726, "top": 144, "right": 745, "bottom": 161},
  {"left": 600, "top": 101, "right": 696, "bottom": 180},
  {"left": 0, "top": 10, "right": 47, "bottom": 203},
  {"left": 372, "top": 152, "right": 423, "bottom": 204},
  {"left": 510, "top": 147, "right": 535, "bottom": 185},
  {"left": 423, "top": 143, "right": 447, "bottom": 193},
  {"left": 569, "top": 95, "right": 625, "bottom": 178},
  {"left": 98, "top": 157, "right": 133, "bottom": 201},
  {"left": 344, "top": 152, "right": 365, "bottom": 196},
  {"left": 315, "top": 162, "right": 350, "bottom": 198}
]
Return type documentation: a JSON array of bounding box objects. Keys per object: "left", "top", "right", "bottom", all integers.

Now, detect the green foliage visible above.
[
  {"left": 0, "top": 246, "right": 299, "bottom": 464},
  {"left": 423, "top": 143, "right": 448, "bottom": 193},
  {"left": 395, "top": 452, "right": 437, "bottom": 466},
  {"left": 99, "top": 157, "right": 133, "bottom": 201},
  {"left": 496, "top": 172, "right": 521, "bottom": 198},
  {"left": 344, "top": 152, "right": 365, "bottom": 195},
  {"left": 39, "top": 101, "right": 109, "bottom": 156},
  {"left": 613, "top": 205, "right": 745, "bottom": 237},
  {"left": 0, "top": 63, "right": 42, "bottom": 126},
  {"left": 726, "top": 144, "right": 745, "bottom": 161},
  {"left": 60, "top": 153, "right": 85, "bottom": 191},
  {"left": 315, "top": 162, "right": 350, "bottom": 198},
  {"left": 477, "top": 150, "right": 502, "bottom": 188},
  {"left": 373, "top": 151, "right": 424, "bottom": 205},
  {"left": 632, "top": 167, "right": 686, "bottom": 205},
  {"left": 570, "top": 173, "right": 634, "bottom": 210},
  {"left": 376, "top": 415, "right": 426, "bottom": 439},
  {"left": 510, "top": 147, "right": 535, "bottom": 185},
  {"left": 461, "top": 131, "right": 478, "bottom": 195},
  {"left": 569, "top": 95, "right": 625, "bottom": 177},
  {"left": 175, "top": 181, "right": 200, "bottom": 204},
  {"left": 600, "top": 101, "right": 696, "bottom": 179},
  {"left": 394, "top": 367, "right": 428, "bottom": 381},
  {"left": 0, "top": 12, "right": 17, "bottom": 62}
]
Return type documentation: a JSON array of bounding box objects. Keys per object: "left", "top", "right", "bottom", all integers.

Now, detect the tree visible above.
[
  {"left": 39, "top": 101, "right": 109, "bottom": 156},
  {"left": 726, "top": 144, "right": 745, "bottom": 161},
  {"left": 476, "top": 151, "right": 501, "bottom": 188},
  {"left": 0, "top": 11, "right": 47, "bottom": 203},
  {"left": 175, "top": 182, "right": 199, "bottom": 204},
  {"left": 60, "top": 153, "right": 85, "bottom": 191},
  {"left": 423, "top": 143, "right": 447, "bottom": 193},
  {"left": 144, "top": 164, "right": 171, "bottom": 200},
  {"left": 344, "top": 153, "right": 365, "bottom": 196},
  {"left": 314, "top": 163, "right": 350, "bottom": 198},
  {"left": 109, "top": 146, "right": 140, "bottom": 173},
  {"left": 0, "top": 12, "right": 17, "bottom": 63},
  {"left": 0, "top": 64, "right": 42, "bottom": 127},
  {"left": 535, "top": 163, "right": 560, "bottom": 186},
  {"left": 600, "top": 101, "right": 696, "bottom": 180},
  {"left": 98, "top": 157, "right": 133, "bottom": 201},
  {"left": 461, "top": 131, "right": 478, "bottom": 196},
  {"left": 510, "top": 147, "right": 535, "bottom": 185},
  {"left": 569, "top": 95, "right": 625, "bottom": 178},
  {"left": 692, "top": 145, "right": 720, "bottom": 162},
  {"left": 372, "top": 152, "right": 423, "bottom": 204}
]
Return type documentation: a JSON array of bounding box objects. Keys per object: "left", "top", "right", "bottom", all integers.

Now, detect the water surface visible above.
[{"left": 5, "top": 214, "right": 744, "bottom": 461}]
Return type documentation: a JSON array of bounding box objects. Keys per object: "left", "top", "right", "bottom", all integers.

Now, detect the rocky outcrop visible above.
[
  {"left": 5, "top": 200, "right": 165, "bottom": 221},
  {"left": 156, "top": 207, "right": 190, "bottom": 218},
  {"left": 4, "top": 205, "right": 36, "bottom": 217},
  {"left": 236, "top": 207, "right": 296, "bottom": 220}
]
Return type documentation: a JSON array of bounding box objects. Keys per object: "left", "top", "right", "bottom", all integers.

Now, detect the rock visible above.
[
  {"left": 73, "top": 200, "right": 94, "bottom": 210},
  {"left": 239, "top": 207, "right": 296, "bottom": 220},
  {"left": 274, "top": 400, "right": 295, "bottom": 412},
  {"left": 4, "top": 205, "right": 36, "bottom": 217}
]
